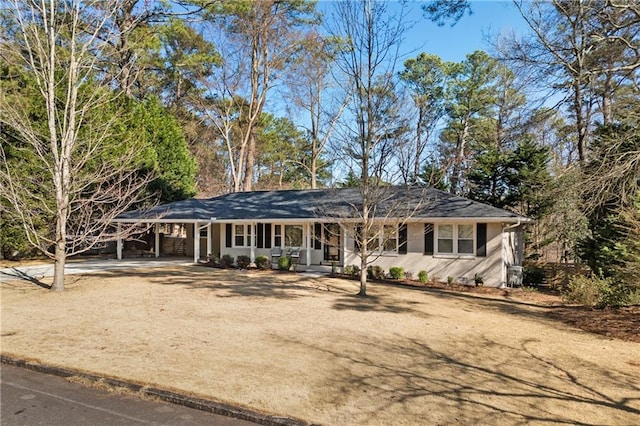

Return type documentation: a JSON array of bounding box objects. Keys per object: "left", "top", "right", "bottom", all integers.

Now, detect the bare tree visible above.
[
  {"left": 498, "top": 0, "right": 640, "bottom": 163},
  {"left": 202, "top": 0, "right": 318, "bottom": 192},
  {"left": 286, "top": 31, "right": 348, "bottom": 189},
  {"left": 0, "top": 1, "right": 154, "bottom": 291},
  {"left": 326, "top": 0, "right": 415, "bottom": 296}
]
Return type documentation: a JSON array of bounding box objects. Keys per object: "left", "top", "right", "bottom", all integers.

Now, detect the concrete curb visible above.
[{"left": 1, "top": 355, "right": 314, "bottom": 426}]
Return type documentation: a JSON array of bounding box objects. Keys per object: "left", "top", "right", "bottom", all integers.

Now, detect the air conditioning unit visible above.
[{"left": 507, "top": 265, "right": 523, "bottom": 287}]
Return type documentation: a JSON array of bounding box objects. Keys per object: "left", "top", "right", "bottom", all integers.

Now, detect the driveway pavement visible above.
[{"left": 0, "top": 258, "right": 192, "bottom": 282}]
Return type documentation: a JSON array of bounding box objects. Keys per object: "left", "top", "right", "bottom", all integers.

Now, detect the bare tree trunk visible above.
[
  {"left": 414, "top": 107, "right": 423, "bottom": 181},
  {"left": 450, "top": 118, "right": 469, "bottom": 194},
  {"left": 243, "top": 130, "right": 256, "bottom": 191},
  {"left": 52, "top": 238, "right": 66, "bottom": 292}
]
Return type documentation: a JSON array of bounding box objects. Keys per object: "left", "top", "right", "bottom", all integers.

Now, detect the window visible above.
[
  {"left": 366, "top": 227, "right": 379, "bottom": 252},
  {"left": 458, "top": 224, "right": 474, "bottom": 254},
  {"left": 234, "top": 224, "right": 252, "bottom": 247},
  {"left": 354, "top": 224, "right": 399, "bottom": 254},
  {"left": 274, "top": 225, "right": 282, "bottom": 248},
  {"left": 436, "top": 224, "right": 475, "bottom": 255},
  {"left": 383, "top": 225, "right": 397, "bottom": 252},
  {"left": 284, "top": 225, "right": 303, "bottom": 247},
  {"left": 437, "top": 225, "right": 454, "bottom": 253}
]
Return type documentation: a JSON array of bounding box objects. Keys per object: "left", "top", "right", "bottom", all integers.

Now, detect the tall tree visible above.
[
  {"left": 203, "top": 0, "right": 319, "bottom": 192},
  {"left": 579, "top": 121, "right": 640, "bottom": 286},
  {"left": 0, "top": 1, "right": 153, "bottom": 291},
  {"left": 327, "top": 0, "right": 414, "bottom": 296},
  {"left": 399, "top": 53, "right": 450, "bottom": 182},
  {"left": 287, "top": 31, "right": 346, "bottom": 189},
  {"left": 134, "top": 97, "right": 197, "bottom": 202},
  {"left": 439, "top": 50, "right": 499, "bottom": 195},
  {"left": 500, "top": 0, "right": 640, "bottom": 163}
]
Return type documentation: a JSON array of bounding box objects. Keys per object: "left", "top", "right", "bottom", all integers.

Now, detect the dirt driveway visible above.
[{"left": 1, "top": 267, "right": 639, "bottom": 425}]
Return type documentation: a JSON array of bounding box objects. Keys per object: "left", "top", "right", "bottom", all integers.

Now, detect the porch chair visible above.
[
  {"left": 289, "top": 248, "right": 301, "bottom": 270},
  {"left": 270, "top": 247, "right": 282, "bottom": 264}
]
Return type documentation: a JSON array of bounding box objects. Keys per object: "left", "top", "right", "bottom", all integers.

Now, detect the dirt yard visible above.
[{"left": 1, "top": 266, "right": 639, "bottom": 425}]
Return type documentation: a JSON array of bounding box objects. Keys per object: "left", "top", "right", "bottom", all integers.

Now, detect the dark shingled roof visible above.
[{"left": 115, "top": 187, "right": 527, "bottom": 222}]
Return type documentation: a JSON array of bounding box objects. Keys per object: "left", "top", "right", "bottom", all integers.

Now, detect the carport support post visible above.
[
  {"left": 207, "top": 223, "right": 212, "bottom": 259},
  {"left": 193, "top": 221, "right": 200, "bottom": 263},
  {"left": 342, "top": 225, "right": 347, "bottom": 265},
  {"left": 306, "top": 223, "right": 311, "bottom": 266},
  {"left": 250, "top": 222, "right": 256, "bottom": 262},
  {"left": 154, "top": 223, "right": 160, "bottom": 258},
  {"left": 116, "top": 223, "right": 122, "bottom": 260}
]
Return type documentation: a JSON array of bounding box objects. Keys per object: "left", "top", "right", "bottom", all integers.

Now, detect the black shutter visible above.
[
  {"left": 225, "top": 223, "right": 232, "bottom": 248},
  {"left": 354, "top": 225, "right": 362, "bottom": 251},
  {"left": 264, "top": 223, "right": 272, "bottom": 249},
  {"left": 399, "top": 224, "right": 408, "bottom": 254},
  {"left": 314, "top": 223, "right": 322, "bottom": 249},
  {"left": 476, "top": 223, "right": 487, "bottom": 257},
  {"left": 257, "top": 223, "right": 264, "bottom": 249},
  {"left": 424, "top": 223, "right": 434, "bottom": 255}
]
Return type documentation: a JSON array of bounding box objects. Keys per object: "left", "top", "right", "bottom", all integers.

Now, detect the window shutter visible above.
[
  {"left": 225, "top": 224, "right": 232, "bottom": 248},
  {"left": 399, "top": 224, "right": 408, "bottom": 254},
  {"left": 314, "top": 223, "right": 322, "bottom": 249},
  {"left": 476, "top": 223, "right": 487, "bottom": 257},
  {"left": 354, "top": 225, "right": 362, "bottom": 252},
  {"left": 264, "top": 223, "right": 272, "bottom": 249},
  {"left": 424, "top": 223, "right": 434, "bottom": 255},
  {"left": 257, "top": 223, "right": 264, "bottom": 249}
]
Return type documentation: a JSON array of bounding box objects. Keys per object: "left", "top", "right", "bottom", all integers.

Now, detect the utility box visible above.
[{"left": 508, "top": 265, "right": 523, "bottom": 287}]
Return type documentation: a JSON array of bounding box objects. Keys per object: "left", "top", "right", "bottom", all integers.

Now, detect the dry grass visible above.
[{"left": 2, "top": 266, "right": 639, "bottom": 425}]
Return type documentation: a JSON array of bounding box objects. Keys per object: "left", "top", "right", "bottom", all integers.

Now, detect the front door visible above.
[{"left": 323, "top": 224, "right": 341, "bottom": 262}]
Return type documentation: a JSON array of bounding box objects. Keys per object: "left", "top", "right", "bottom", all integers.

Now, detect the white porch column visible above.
[
  {"left": 306, "top": 223, "right": 311, "bottom": 266},
  {"left": 154, "top": 223, "right": 160, "bottom": 258},
  {"left": 342, "top": 225, "right": 348, "bottom": 265},
  {"left": 207, "top": 223, "right": 212, "bottom": 258},
  {"left": 193, "top": 221, "right": 200, "bottom": 263},
  {"left": 116, "top": 223, "right": 123, "bottom": 260},
  {"left": 250, "top": 222, "right": 256, "bottom": 262}
]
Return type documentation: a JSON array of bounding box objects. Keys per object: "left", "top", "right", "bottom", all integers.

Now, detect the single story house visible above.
[{"left": 112, "top": 187, "right": 531, "bottom": 287}]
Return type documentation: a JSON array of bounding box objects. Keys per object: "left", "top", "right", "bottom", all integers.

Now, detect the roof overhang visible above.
[{"left": 111, "top": 216, "right": 531, "bottom": 224}]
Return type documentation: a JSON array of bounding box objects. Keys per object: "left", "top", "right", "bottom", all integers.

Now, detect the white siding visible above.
[{"left": 344, "top": 222, "right": 505, "bottom": 287}]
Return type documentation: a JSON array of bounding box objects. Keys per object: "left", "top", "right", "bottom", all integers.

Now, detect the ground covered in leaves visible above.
[
  {"left": 334, "top": 272, "right": 640, "bottom": 343},
  {"left": 2, "top": 263, "right": 639, "bottom": 424}
]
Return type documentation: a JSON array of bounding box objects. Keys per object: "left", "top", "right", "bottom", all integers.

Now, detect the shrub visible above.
[
  {"left": 220, "top": 254, "right": 234, "bottom": 269},
  {"left": 563, "top": 275, "right": 612, "bottom": 307},
  {"left": 207, "top": 255, "right": 220, "bottom": 267},
  {"left": 255, "top": 255, "right": 270, "bottom": 270},
  {"left": 418, "top": 270, "right": 428, "bottom": 284},
  {"left": 473, "top": 273, "right": 484, "bottom": 286},
  {"left": 524, "top": 265, "right": 546, "bottom": 287},
  {"left": 344, "top": 264, "right": 360, "bottom": 276},
  {"left": 236, "top": 255, "right": 251, "bottom": 269},
  {"left": 447, "top": 276, "right": 454, "bottom": 285},
  {"left": 367, "top": 265, "right": 385, "bottom": 280},
  {"left": 278, "top": 256, "right": 291, "bottom": 271},
  {"left": 389, "top": 267, "right": 405, "bottom": 280},
  {"left": 597, "top": 283, "right": 639, "bottom": 308}
]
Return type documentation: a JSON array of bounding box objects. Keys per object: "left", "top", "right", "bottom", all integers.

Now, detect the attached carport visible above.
[{"left": 112, "top": 197, "right": 232, "bottom": 264}]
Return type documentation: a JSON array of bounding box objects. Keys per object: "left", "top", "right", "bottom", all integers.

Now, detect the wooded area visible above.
[{"left": 1, "top": 0, "right": 638, "bottom": 299}]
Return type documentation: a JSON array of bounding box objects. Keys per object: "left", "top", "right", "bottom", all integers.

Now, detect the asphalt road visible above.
[{"left": 0, "top": 364, "right": 255, "bottom": 425}]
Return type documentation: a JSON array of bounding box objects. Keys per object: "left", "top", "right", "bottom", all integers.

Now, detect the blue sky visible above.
[
  {"left": 402, "top": 0, "right": 528, "bottom": 63},
  {"left": 318, "top": 0, "right": 529, "bottom": 64}
]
